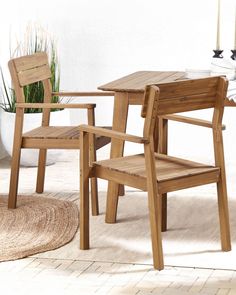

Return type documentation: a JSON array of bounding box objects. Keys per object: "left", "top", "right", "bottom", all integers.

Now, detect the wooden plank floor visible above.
[{"left": 1, "top": 151, "right": 236, "bottom": 294}]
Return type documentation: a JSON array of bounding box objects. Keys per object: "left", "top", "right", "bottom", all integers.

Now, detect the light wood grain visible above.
[
  {"left": 8, "top": 52, "right": 113, "bottom": 212},
  {"left": 156, "top": 77, "right": 220, "bottom": 115},
  {"left": 80, "top": 78, "right": 231, "bottom": 271},
  {"left": 144, "top": 144, "right": 164, "bottom": 270},
  {"left": 98, "top": 71, "right": 186, "bottom": 92},
  {"left": 161, "top": 114, "right": 226, "bottom": 130},
  {"left": 18, "top": 64, "right": 51, "bottom": 86},
  {"left": 16, "top": 103, "right": 96, "bottom": 109},
  {"left": 106, "top": 92, "right": 129, "bottom": 223},
  {"left": 52, "top": 91, "right": 114, "bottom": 96},
  {"left": 88, "top": 108, "right": 99, "bottom": 216},
  {"left": 36, "top": 78, "right": 52, "bottom": 193},
  {"left": 79, "top": 125, "right": 149, "bottom": 144},
  {"left": 8, "top": 108, "right": 24, "bottom": 209},
  {"left": 80, "top": 131, "right": 90, "bottom": 250},
  {"left": 13, "top": 52, "right": 48, "bottom": 72},
  {"left": 213, "top": 77, "right": 231, "bottom": 251},
  {"left": 158, "top": 117, "right": 168, "bottom": 232}
]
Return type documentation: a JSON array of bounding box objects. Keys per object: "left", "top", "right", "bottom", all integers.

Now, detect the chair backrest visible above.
[
  {"left": 8, "top": 52, "right": 53, "bottom": 126},
  {"left": 8, "top": 52, "right": 52, "bottom": 104},
  {"left": 142, "top": 76, "right": 228, "bottom": 138}
]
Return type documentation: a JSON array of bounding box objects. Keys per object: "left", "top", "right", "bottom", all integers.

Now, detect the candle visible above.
[
  {"left": 234, "top": 5, "right": 236, "bottom": 49},
  {"left": 216, "top": 0, "right": 221, "bottom": 50}
]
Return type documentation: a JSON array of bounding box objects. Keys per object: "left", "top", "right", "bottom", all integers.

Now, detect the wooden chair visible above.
[
  {"left": 79, "top": 76, "right": 231, "bottom": 270},
  {"left": 8, "top": 52, "right": 113, "bottom": 215}
]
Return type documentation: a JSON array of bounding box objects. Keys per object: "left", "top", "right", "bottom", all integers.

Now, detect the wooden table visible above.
[{"left": 98, "top": 71, "right": 235, "bottom": 228}]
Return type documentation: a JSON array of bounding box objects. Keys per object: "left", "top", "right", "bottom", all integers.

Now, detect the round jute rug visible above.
[{"left": 0, "top": 195, "right": 79, "bottom": 261}]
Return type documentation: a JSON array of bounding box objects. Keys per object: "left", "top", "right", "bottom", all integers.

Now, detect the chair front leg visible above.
[
  {"left": 144, "top": 143, "right": 164, "bottom": 270},
  {"left": 80, "top": 131, "right": 90, "bottom": 250},
  {"left": 105, "top": 184, "right": 120, "bottom": 223},
  {"left": 36, "top": 149, "right": 47, "bottom": 193},
  {"left": 9, "top": 145, "right": 22, "bottom": 209},
  {"left": 8, "top": 108, "right": 24, "bottom": 209}
]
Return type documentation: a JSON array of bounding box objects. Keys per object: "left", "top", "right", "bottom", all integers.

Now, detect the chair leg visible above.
[
  {"left": 148, "top": 191, "right": 164, "bottom": 270},
  {"left": 212, "top": 120, "right": 231, "bottom": 252},
  {"left": 144, "top": 142, "right": 164, "bottom": 270},
  {"left": 36, "top": 149, "right": 47, "bottom": 193},
  {"left": 91, "top": 177, "right": 99, "bottom": 216},
  {"left": 8, "top": 145, "right": 21, "bottom": 209},
  {"left": 87, "top": 108, "right": 99, "bottom": 216},
  {"left": 157, "top": 118, "right": 168, "bottom": 232},
  {"left": 8, "top": 109, "right": 24, "bottom": 209},
  {"left": 161, "top": 194, "right": 167, "bottom": 232},
  {"left": 80, "top": 131, "right": 90, "bottom": 250},
  {"left": 105, "top": 184, "right": 119, "bottom": 223},
  {"left": 80, "top": 171, "right": 90, "bottom": 250},
  {"left": 118, "top": 184, "right": 125, "bottom": 196},
  {"left": 217, "top": 179, "right": 231, "bottom": 251}
]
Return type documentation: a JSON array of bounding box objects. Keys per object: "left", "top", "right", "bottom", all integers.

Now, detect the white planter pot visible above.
[{"left": 0, "top": 109, "right": 70, "bottom": 166}]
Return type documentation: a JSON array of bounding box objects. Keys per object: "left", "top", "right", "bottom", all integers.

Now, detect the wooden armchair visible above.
[
  {"left": 8, "top": 52, "right": 113, "bottom": 215},
  {"left": 79, "top": 77, "right": 231, "bottom": 270}
]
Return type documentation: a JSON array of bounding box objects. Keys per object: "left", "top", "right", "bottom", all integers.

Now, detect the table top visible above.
[
  {"left": 98, "top": 70, "right": 236, "bottom": 106},
  {"left": 98, "top": 71, "right": 186, "bottom": 92}
]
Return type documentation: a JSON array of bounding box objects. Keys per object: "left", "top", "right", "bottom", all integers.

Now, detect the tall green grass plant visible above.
[{"left": 0, "top": 24, "right": 60, "bottom": 113}]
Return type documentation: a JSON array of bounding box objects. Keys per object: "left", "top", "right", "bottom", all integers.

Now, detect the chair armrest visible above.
[
  {"left": 16, "top": 103, "right": 96, "bottom": 109},
  {"left": 79, "top": 125, "right": 149, "bottom": 144},
  {"left": 52, "top": 91, "right": 114, "bottom": 97},
  {"left": 160, "top": 114, "right": 226, "bottom": 130}
]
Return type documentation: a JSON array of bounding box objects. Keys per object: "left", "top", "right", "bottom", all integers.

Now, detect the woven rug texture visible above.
[{"left": 0, "top": 195, "right": 79, "bottom": 261}]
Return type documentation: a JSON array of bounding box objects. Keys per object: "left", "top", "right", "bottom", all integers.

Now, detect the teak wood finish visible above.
[
  {"left": 8, "top": 52, "right": 113, "bottom": 214},
  {"left": 80, "top": 77, "right": 231, "bottom": 270},
  {"left": 98, "top": 71, "right": 233, "bottom": 232}
]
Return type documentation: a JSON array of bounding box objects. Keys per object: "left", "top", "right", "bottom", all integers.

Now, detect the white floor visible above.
[{"left": 1, "top": 152, "right": 236, "bottom": 295}]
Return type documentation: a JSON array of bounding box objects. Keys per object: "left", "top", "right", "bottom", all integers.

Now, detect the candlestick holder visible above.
[
  {"left": 213, "top": 49, "right": 223, "bottom": 58},
  {"left": 231, "top": 50, "right": 236, "bottom": 60}
]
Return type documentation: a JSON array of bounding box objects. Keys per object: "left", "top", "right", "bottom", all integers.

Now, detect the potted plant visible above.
[{"left": 0, "top": 24, "right": 70, "bottom": 166}]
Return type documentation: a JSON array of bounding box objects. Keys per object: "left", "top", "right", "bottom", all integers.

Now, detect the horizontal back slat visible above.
[
  {"left": 150, "top": 77, "right": 220, "bottom": 115},
  {"left": 17, "top": 64, "right": 51, "bottom": 86},
  {"left": 157, "top": 94, "right": 216, "bottom": 115},
  {"left": 13, "top": 52, "right": 48, "bottom": 72}
]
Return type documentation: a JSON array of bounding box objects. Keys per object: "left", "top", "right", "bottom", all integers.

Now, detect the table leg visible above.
[
  {"left": 105, "top": 92, "right": 129, "bottom": 223},
  {"left": 158, "top": 117, "right": 168, "bottom": 232}
]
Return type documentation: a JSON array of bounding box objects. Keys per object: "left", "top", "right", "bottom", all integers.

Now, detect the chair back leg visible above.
[
  {"left": 87, "top": 108, "right": 99, "bottom": 216},
  {"left": 216, "top": 179, "right": 231, "bottom": 251},
  {"left": 157, "top": 117, "right": 168, "bottom": 232},
  {"left": 36, "top": 149, "right": 47, "bottom": 193},
  {"left": 213, "top": 130, "right": 231, "bottom": 251},
  {"left": 90, "top": 178, "right": 99, "bottom": 216}
]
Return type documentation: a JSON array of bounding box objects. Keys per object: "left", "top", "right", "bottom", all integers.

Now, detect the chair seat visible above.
[
  {"left": 22, "top": 126, "right": 111, "bottom": 149},
  {"left": 23, "top": 126, "right": 81, "bottom": 139},
  {"left": 94, "top": 153, "right": 220, "bottom": 193}
]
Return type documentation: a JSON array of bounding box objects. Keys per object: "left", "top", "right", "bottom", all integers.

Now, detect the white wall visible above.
[{"left": 1, "top": 0, "right": 236, "bottom": 193}]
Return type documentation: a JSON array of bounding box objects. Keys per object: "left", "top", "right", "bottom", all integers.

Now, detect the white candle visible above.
[
  {"left": 234, "top": 5, "right": 236, "bottom": 49},
  {"left": 216, "top": 0, "right": 221, "bottom": 50}
]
